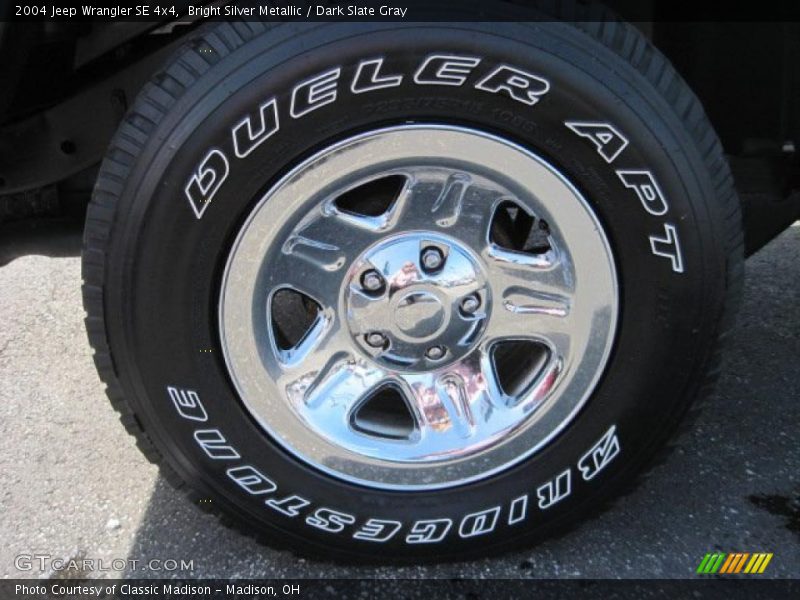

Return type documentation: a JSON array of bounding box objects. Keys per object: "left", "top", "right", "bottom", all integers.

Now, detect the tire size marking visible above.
[
  {"left": 564, "top": 121, "right": 686, "bottom": 274},
  {"left": 167, "top": 385, "right": 621, "bottom": 545},
  {"left": 184, "top": 53, "right": 550, "bottom": 219}
]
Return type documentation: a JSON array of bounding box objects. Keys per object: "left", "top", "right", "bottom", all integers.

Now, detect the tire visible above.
[{"left": 82, "top": 14, "right": 742, "bottom": 563}]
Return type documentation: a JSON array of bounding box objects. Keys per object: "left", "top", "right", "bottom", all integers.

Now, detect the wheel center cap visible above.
[
  {"left": 394, "top": 291, "right": 444, "bottom": 338},
  {"left": 344, "top": 232, "right": 490, "bottom": 371}
]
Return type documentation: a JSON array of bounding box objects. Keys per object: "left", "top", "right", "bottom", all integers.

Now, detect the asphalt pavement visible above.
[{"left": 0, "top": 219, "right": 798, "bottom": 580}]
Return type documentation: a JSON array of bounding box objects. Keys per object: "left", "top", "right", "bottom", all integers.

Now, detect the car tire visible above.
[{"left": 83, "top": 13, "right": 742, "bottom": 562}]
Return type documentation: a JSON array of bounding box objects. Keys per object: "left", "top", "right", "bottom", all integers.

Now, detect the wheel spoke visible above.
[
  {"left": 400, "top": 351, "right": 502, "bottom": 447},
  {"left": 267, "top": 206, "right": 381, "bottom": 306},
  {"left": 390, "top": 169, "right": 502, "bottom": 246},
  {"left": 401, "top": 373, "right": 472, "bottom": 442},
  {"left": 284, "top": 349, "right": 390, "bottom": 436},
  {"left": 483, "top": 245, "right": 574, "bottom": 356},
  {"left": 486, "top": 244, "right": 572, "bottom": 296}
]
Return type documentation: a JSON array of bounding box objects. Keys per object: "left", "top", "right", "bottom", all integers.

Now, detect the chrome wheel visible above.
[{"left": 219, "top": 125, "right": 618, "bottom": 490}]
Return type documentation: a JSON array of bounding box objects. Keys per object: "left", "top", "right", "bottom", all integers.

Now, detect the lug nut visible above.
[
  {"left": 460, "top": 294, "right": 481, "bottom": 315},
  {"left": 365, "top": 332, "right": 387, "bottom": 348},
  {"left": 421, "top": 247, "right": 444, "bottom": 271},
  {"left": 361, "top": 269, "right": 384, "bottom": 293},
  {"left": 425, "top": 345, "right": 446, "bottom": 361}
]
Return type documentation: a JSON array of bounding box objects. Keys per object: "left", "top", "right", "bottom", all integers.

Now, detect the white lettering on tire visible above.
[
  {"left": 508, "top": 495, "right": 528, "bottom": 525},
  {"left": 232, "top": 98, "right": 279, "bottom": 158},
  {"left": 351, "top": 57, "right": 403, "bottom": 93},
  {"left": 184, "top": 148, "right": 229, "bottom": 220},
  {"left": 537, "top": 469, "right": 571, "bottom": 509},
  {"left": 616, "top": 169, "right": 669, "bottom": 216},
  {"left": 353, "top": 518, "right": 403, "bottom": 543},
  {"left": 169, "top": 387, "right": 623, "bottom": 543},
  {"left": 458, "top": 506, "right": 501, "bottom": 538},
  {"left": 190, "top": 54, "right": 685, "bottom": 285},
  {"left": 226, "top": 465, "right": 278, "bottom": 495},
  {"left": 564, "top": 121, "right": 629, "bottom": 163},
  {"left": 306, "top": 508, "right": 357, "bottom": 533},
  {"left": 565, "top": 120, "right": 687, "bottom": 275},
  {"left": 290, "top": 68, "right": 341, "bottom": 118},
  {"left": 193, "top": 429, "right": 240, "bottom": 460},
  {"left": 649, "top": 223, "right": 685, "bottom": 273},
  {"left": 266, "top": 494, "right": 311, "bottom": 517},
  {"left": 413, "top": 54, "right": 480, "bottom": 86},
  {"left": 167, "top": 386, "right": 207, "bottom": 422},
  {"left": 405, "top": 518, "right": 452, "bottom": 544},
  {"left": 475, "top": 65, "right": 550, "bottom": 106},
  {"left": 577, "top": 425, "right": 621, "bottom": 481}
]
